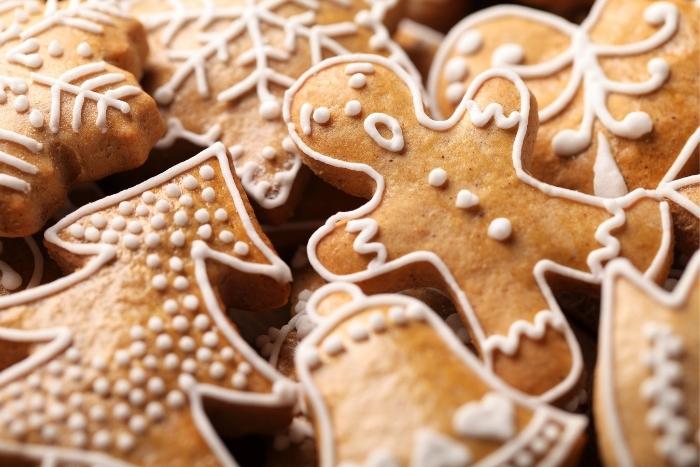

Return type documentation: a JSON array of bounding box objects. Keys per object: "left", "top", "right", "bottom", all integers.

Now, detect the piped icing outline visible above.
[
  {"left": 126, "top": 0, "right": 419, "bottom": 211},
  {"left": 295, "top": 282, "right": 587, "bottom": 467},
  {"left": 597, "top": 252, "right": 699, "bottom": 467},
  {"left": 427, "top": 0, "right": 699, "bottom": 198},
  {"left": 282, "top": 53, "right": 672, "bottom": 403},
  {"left": 0, "top": 142, "right": 295, "bottom": 467}
]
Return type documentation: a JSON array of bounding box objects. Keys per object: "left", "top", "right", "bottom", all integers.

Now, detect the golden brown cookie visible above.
[
  {"left": 394, "top": 19, "right": 444, "bottom": 82},
  {"left": 595, "top": 253, "right": 699, "bottom": 467},
  {"left": 125, "top": 0, "right": 418, "bottom": 223},
  {"left": 664, "top": 176, "right": 699, "bottom": 262},
  {"left": 0, "top": 143, "right": 297, "bottom": 466},
  {"left": 296, "top": 282, "right": 587, "bottom": 466},
  {"left": 283, "top": 53, "right": 672, "bottom": 403},
  {"left": 429, "top": 0, "right": 699, "bottom": 198},
  {"left": 0, "top": 237, "right": 45, "bottom": 295},
  {"left": 405, "top": 0, "right": 470, "bottom": 33},
  {"left": 518, "top": 0, "right": 594, "bottom": 17},
  {"left": 0, "top": 0, "right": 165, "bottom": 237}
]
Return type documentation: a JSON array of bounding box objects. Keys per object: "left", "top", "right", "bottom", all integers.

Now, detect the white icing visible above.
[
  {"left": 47, "top": 39, "right": 63, "bottom": 57},
  {"left": 348, "top": 73, "right": 367, "bottom": 89},
  {"left": 598, "top": 253, "right": 700, "bottom": 467},
  {"left": 344, "top": 100, "right": 361, "bottom": 117},
  {"left": 455, "top": 189, "right": 479, "bottom": 209},
  {"left": 444, "top": 57, "right": 469, "bottom": 83},
  {"left": 283, "top": 54, "right": 673, "bottom": 404},
  {"left": 487, "top": 218, "right": 512, "bottom": 241},
  {"left": 345, "top": 218, "right": 387, "bottom": 269},
  {"left": 429, "top": 2, "right": 679, "bottom": 160},
  {"left": 428, "top": 168, "right": 448, "bottom": 187},
  {"left": 412, "top": 429, "right": 472, "bottom": 467},
  {"left": 593, "top": 132, "right": 628, "bottom": 198},
  {"left": 76, "top": 41, "right": 92, "bottom": 58},
  {"left": 453, "top": 392, "right": 516, "bottom": 441},
  {"left": 363, "top": 113, "right": 404, "bottom": 152}
]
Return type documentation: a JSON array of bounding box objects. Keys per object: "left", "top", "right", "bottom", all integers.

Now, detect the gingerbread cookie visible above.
[
  {"left": 124, "top": 0, "right": 418, "bottom": 222},
  {"left": 296, "top": 282, "right": 587, "bottom": 466},
  {"left": 394, "top": 19, "right": 444, "bottom": 82},
  {"left": 283, "top": 53, "right": 673, "bottom": 402},
  {"left": 0, "top": 143, "right": 297, "bottom": 466},
  {"left": 664, "top": 175, "right": 699, "bottom": 263},
  {"left": 0, "top": 0, "right": 165, "bottom": 237},
  {"left": 595, "top": 253, "right": 699, "bottom": 467},
  {"left": 429, "top": 0, "right": 699, "bottom": 198}
]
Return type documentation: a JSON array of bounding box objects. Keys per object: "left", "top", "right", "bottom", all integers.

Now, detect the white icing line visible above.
[
  {"left": 283, "top": 53, "right": 673, "bottom": 403},
  {"left": 597, "top": 252, "right": 700, "bottom": 467}
]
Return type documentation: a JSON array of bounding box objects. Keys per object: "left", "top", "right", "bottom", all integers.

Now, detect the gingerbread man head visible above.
[
  {"left": 283, "top": 53, "right": 672, "bottom": 403},
  {"left": 0, "top": 143, "right": 296, "bottom": 466}
]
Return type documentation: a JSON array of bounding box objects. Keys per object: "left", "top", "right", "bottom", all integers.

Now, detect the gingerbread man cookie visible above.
[
  {"left": 283, "top": 53, "right": 673, "bottom": 402},
  {"left": 0, "top": 0, "right": 165, "bottom": 237},
  {"left": 124, "top": 0, "right": 418, "bottom": 222},
  {"left": 595, "top": 253, "right": 699, "bottom": 467},
  {"left": 429, "top": 0, "right": 699, "bottom": 198},
  {"left": 296, "top": 282, "right": 587, "bottom": 466},
  {"left": 0, "top": 143, "right": 297, "bottom": 466}
]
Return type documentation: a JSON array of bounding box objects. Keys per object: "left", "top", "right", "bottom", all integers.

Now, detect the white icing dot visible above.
[
  {"left": 173, "top": 315, "right": 189, "bottom": 333},
  {"left": 147, "top": 377, "right": 165, "bottom": 395},
  {"left": 344, "top": 100, "right": 362, "bottom": 117},
  {"left": 165, "top": 183, "right": 181, "bottom": 198},
  {"left": 118, "top": 201, "right": 134, "bottom": 215},
  {"left": 202, "top": 332, "right": 219, "bottom": 348},
  {"left": 170, "top": 230, "right": 186, "bottom": 247},
  {"left": 428, "top": 168, "right": 448, "bottom": 187},
  {"left": 407, "top": 304, "right": 426, "bottom": 321},
  {"left": 197, "top": 224, "right": 212, "bottom": 239},
  {"left": 77, "top": 41, "right": 93, "bottom": 58},
  {"left": 219, "top": 230, "right": 234, "bottom": 243},
  {"left": 163, "top": 299, "right": 178, "bottom": 314},
  {"left": 29, "top": 109, "right": 43, "bottom": 128},
  {"left": 369, "top": 312, "right": 387, "bottom": 332},
  {"left": 156, "top": 333, "right": 173, "bottom": 351},
  {"left": 221, "top": 347, "right": 235, "bottom": 361},
  {"left": 48, "top": 40, "right": 63, "bottom": 57},
  {"left": 101, "top": 230, "right": 118, "bottom": 244},
  {"left": 183, "top": 175, "right": 198, "bottom": 190},
  {"left": 12, "top": 95, "right": 28, "bottom": 113},
  {"left": 229, "top": 145, "right": 243, "bottom": 159},
  {"left": 114, "top": 379, "right": 130, "bottom": 397},
  {"left": 178, "top": 373, "right": 196, "bottom": 391},
  {"left": 123, "top": 233, "right": 140, "bottom": 250},
  {"left": 199, "top": 165, "right": 215, "bottom": 180},
  {"left": 155, "top": 199, "right": 170, "bottom": 213},
  {"left": 234, "top": 241, "right": 249, "bottom": 256},
  {"left": 444, "top": 56, "right": 470, "bottom": 82},
  {"left": 195, "top": 208, "right": 210, "bottom": 223},
  {"left": 111, "top": 216, "right": 126, "bottom": 231},
  {"left": 261, "top": 146, "right": 277, "bottom": 160},
  {"left": 214, "top": 209, "right": 228, "bottom": 221},
  {"left": 92, "top": 430, "right": 111, "bottom": 449},
  {"left": 196, "top": 347, "right": 212, "bottom": 362},
  {"left": 173, "top": 276, "right": 189, "bottom": 290},
  {"left": 145, "top": 233, "right": 161, "bottom": 248},
  {"left": 183, "top": 295, "right": 199, "bottom": 310},
  {"left": 179, "top": 194, "right": 193, "bottom": 207},
  {"left": 209, "top": 362, "right": 226, "bottom": 379},
  {"left": 232, "top": 373, "right": 247, "bottom": 389},
  {"left": 130, "top": 341, "right": 147, "bottom": 357},
  {"left": 179, "top": 336, "right": 196, "bottom": 353},
  {"left": 487, "top": 218, "right": 512, "bottom": 241},
  {"left": 130, "top": 325, "right": 146, "bottom": 340},
  {"left": 389, "top": 306, "right": 407, "bottom": 325},
  {"left": 181, "top": 358, "right": 197, "bottom": 373},
  {"left": 152, "top": 274, "right": 167, "bottom": 290},
  {"left": 456, "top": 189, "right": 479, "bottom": 209},
  {"left": 116, "top": 433, "right": 134, "bottom": 452},
  {"left": 90, "top": 213, "right": 107, "bottom": 228},
  {"left": 128, "top": 415, "right": 147, "bottom": 434},
  {"left": 69, "top": 224, "right": 84, "bottom": 238},
  {"left": 323, "top": 335, "right": 345, "bottom": 355},
  {"left": 282, "top": 137, "right": 296, "bottom": 153},
  {"left": 492, "top": 43, "right": 525, "bottom": 66},
  {"left": 312, "top": 107, "right": 330, "bottom": 124},
  {"left": 129, "top": 388, "right": 146, "bottom": 406},
  {"left": 457, "top": 30, "right": 483, "bottom": 55},
  {"left": 142, "top": 191, "right": 156, "bottom": 204},
  {"left": 166, "top": 390, "right": 185, "bottom": 408},
  {"left": 169, "top": 256, "right": 184, "bottom": 272},
  {"left": 146, "top": 401, "right": 165, "bottom": 421},
  {"left": 164, "top": 353, "right": 179, "bottom": 370},
  {"left": 135, "top": 205, "right": 149, "bottom": 216},
  {"left": 92, "top": 377, "right": 110, "bottom": 396},
  {"left": 202, "top": 187, "right": 216, "bottom": 202},
  {"left": 348, "top": 73, "right": 367, "bottom": 88},
  {"left": 85, "top": 227, "right": 100, "bottom": 242},
  {"left": 348, "top": 322, "right": 369, "bottom": 341}
]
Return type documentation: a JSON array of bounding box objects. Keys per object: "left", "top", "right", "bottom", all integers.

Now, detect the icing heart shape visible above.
[
  {"left": 453, "top": 392, "right": 516, "bottom": 441},
  {"left": 412, "top": 429, "right": 472, "bottom": 467}
]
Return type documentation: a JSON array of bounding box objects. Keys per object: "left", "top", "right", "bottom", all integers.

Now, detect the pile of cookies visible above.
[{"left": 0, "top": 0, "right": 697, "bottom": 466}]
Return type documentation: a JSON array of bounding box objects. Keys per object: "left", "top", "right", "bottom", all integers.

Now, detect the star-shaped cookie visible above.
[{"left": 0, "top": 143, "right": 296, "bottom": 466}]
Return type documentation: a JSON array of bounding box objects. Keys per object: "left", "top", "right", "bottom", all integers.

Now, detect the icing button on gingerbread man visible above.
[
  {"left": 295, "top": 283, "right": 587, "bottom": 467},
  {"left": 596, "top": 253, "right": 699, "bottom": 467},
  {"left": 0, "top": 143, "right": 296, "bottom": 466},
  {"left": 0, "top": 0, "right": 165, "bottom": 236},
  {"left": 429, "top": 0, "right": 699, "bottom": 200},
  {"left": 284, "top": 53, "right": 672, "bottom": 402}
]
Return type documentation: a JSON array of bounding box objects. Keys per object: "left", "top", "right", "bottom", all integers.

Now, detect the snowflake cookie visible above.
[
  {"left": 283, "top": 53, "right": 674, "bottom": 403},
  {"left": 595, "top": 253, "right": 699, "bottom": 467},
  {"left": 295, "top": 282, "right": 587, "bottom": 466},
  {"left": 429, "top": 0, "right": 699, "bottom": 198},
  {"left": 124, "top": 0, "right": 418, "bottom": 221},
  {"left": 0, "top": 143, "right": 297, "bottom": 466},
  {"left": 0, "top": 0, "right": 165, "bottom": 236}
]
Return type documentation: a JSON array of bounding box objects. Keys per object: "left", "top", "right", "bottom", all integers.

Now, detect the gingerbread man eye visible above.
[{"left": 363, "top": 113, "right": 404, "bottom": 153}]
